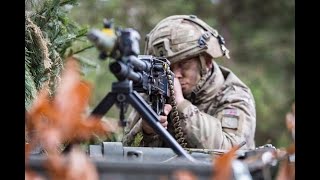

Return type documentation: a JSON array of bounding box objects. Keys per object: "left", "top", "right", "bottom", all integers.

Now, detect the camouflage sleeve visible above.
[
  {"left": 122, "top": 109, "right": 142, "bottom": 146},
  {"left": 177, "top": 85, "right": 256, "bottom": 150}
]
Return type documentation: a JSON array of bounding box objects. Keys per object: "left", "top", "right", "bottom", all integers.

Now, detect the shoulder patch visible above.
[{"left": 222, "top": 117, "right": 238, "bottom": 129}]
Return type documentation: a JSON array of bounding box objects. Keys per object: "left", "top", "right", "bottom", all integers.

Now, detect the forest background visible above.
[{"left": 25, "top": 0, "right": 295, "bottom": 148}]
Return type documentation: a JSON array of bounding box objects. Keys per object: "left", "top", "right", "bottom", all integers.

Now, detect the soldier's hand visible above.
[
  {"left": 142, "top": 104, "right": 172, "bottom": 134},
  {"left": 173, "top": 77, "right": 185, "bottom": 105}
]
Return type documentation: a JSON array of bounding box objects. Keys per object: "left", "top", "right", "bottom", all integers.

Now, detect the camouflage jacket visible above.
[{"left": 122, "top": 61, "right": 256, "bottom": 150}]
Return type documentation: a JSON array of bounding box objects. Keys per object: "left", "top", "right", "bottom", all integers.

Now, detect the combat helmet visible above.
[{"left": 144, "top": 15, "right": 230, "bottom": 67}]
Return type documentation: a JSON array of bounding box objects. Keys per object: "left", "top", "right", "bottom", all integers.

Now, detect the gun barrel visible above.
[
  {"left": 130, "top": 56, "right": 151, "bottom": 72},
  {"left": 110, "top": 61, "right": 142, "bottom": 83}
]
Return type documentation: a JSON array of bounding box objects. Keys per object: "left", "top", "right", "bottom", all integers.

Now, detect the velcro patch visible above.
[
  {"left": 222, "top": 117, "right": 238, "bottom": 129},
  {"left": 223, "top": 109, "right": 240, "bottom": 117}
]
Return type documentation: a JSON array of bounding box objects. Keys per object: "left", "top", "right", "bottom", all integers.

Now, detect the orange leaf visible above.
[
  {"left": 212, "top": 144, "right": 240, "bottom": 180},
  {"left": 74, "top": 116, "right": 111, "bottom": 141},
  {"left": 25, "top": 57, "right": 114, "bottom": 156},
  {"left": 25, "top": 143, "right": 31, "bottom": 165},
  {"left": 45, "top": 154, "right": 67, "bottom": 179},
  {"left": 52, "top": 58, "right": 92, "bottom": 139},
  {"left": 25, "top": 169, "right": 45, "bottom": 180},
  {"left": 25, "top": 89, "right": 51, "bottom": 136},
  {"left": 65, "top": 147, "right": 99, "bottom": 180},
  {"left": 276, "top": 157, "right": 295, "bottom": 180},
  {"left": 173, "top": 170, "right": 197, "bottom": 180},
  {"left": 45, "top": 146, "right": 99, "bottom": 180}
]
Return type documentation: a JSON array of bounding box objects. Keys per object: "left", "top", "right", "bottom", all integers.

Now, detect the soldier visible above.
[{"left": 122, "top": 15, "right": 256, "bottom": 150}]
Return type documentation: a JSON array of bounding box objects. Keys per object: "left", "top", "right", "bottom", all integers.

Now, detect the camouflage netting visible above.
[
  {"left": 25, "top": 14, "right": 61, "bottom": 109},
  {"left": 25, "top": 0, "right": 88, "bottom": 110}
]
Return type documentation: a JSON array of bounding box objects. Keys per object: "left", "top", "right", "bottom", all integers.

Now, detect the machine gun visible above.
[
  {"left": 87, "top": 19, "right": 196, "bottom": 162},
  {"left": 87, "top": 19, "right": 172, "bottom": 118},
  {"left": 109, "top": 55, "right": 172, "bottom": 117}
]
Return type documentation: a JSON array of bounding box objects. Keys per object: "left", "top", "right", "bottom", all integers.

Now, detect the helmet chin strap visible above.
[
  {"left": 199, "top": 54, "right": 208, "bottom": 77},
  {"left": 186, "top": 54, "right": 209, "bottom": 102}
]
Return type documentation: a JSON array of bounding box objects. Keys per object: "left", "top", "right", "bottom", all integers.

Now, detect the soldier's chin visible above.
[{"left": 182, "top": 89, "right": 192, "bottom": 97}]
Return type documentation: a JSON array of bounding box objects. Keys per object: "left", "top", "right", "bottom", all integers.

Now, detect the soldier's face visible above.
[{"left": 171, "top": 57, "right": 201, "bottom": 96}]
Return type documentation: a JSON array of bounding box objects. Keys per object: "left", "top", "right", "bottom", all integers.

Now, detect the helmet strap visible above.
[
  {"left": 190, "top": 54, "right": 210, "bottom": 97},
  {"left": 199, "top": 54, "right": 207, "bottom": 77}
]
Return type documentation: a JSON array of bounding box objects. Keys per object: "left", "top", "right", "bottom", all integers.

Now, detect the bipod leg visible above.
[{"left": 91, "top": 92, "right": 117, "bottom": 116}]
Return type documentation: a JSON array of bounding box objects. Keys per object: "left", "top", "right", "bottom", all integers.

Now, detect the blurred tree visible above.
[{"left": 214, "top": 0, "right": 295, "bottom": 147}]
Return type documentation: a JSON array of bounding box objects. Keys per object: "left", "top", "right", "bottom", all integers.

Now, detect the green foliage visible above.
[
  {"left": 25, "top": 54, "right": 37, "bottom": 108},
  {"left": 68, "top": 0, "right": 295, "bottom": 148},
  {"left": 25, "top": 0, "right": 89, "bottom": 110},
  {"left": 132, "top": 132, "right": 143, "bottom": 147}
]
